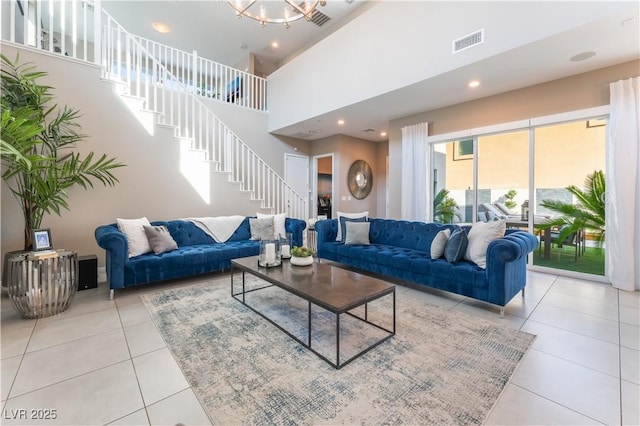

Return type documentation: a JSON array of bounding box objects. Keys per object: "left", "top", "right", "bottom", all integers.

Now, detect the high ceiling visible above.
[
  {"left": 101, "top": 1, "right": 639, "bottom": 142},
  {"left": 101, "top": 0, "right": 368, "bottom": 76}
]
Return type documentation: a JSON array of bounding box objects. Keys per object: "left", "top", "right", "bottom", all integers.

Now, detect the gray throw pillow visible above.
[
  {"left": 344, "top": 221, "right": 370, "bottom": 245},
  {"left": 249, "top": 217, "right": 274, "bottom": 240},
  {"left": 444, "top": 227, "right": 468, "bottom": 263},
  {"left": 143, "top": 225, "right": 178, "bottom": 255},
  {"left": 340, "top": 216, "right": 367, "bottom": 242}
]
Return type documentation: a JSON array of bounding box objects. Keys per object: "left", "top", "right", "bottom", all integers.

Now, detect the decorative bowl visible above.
[{"left": 290, "top": 255, "right": 313, "bottom": 266}]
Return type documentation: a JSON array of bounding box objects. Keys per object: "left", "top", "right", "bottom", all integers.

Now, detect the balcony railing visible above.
[
  {"left": 131, "top": 35, "right": 267, "bottom": 111},
  {"left": 1, "top": 0, "right": 267, "bottom": 112},
  {"left": 1, "top": 0, "right": 100, "bottom": 63}
]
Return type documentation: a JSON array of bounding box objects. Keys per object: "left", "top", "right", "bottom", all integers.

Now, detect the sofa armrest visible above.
[
  {"left": 94, "top": 224, "right": 128, "bottom": 289},
  {"left": 315, "top": 219, "right": 338, "bottom": 249},
  {"left": 285, "top": 218, "right": 307, "bottom": 247},
  {"left": 485, "top": 231, "right": 539, "bottom": 306}
]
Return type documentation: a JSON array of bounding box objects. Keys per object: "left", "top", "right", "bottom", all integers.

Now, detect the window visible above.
[
  {"left": 453, "top": 139, "right": 474, "bottom": 160},
  {"left": 428, "top": 109, "right": 607, "bottom": 279}
]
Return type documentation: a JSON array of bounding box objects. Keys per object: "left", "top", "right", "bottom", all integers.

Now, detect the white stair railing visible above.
[
  {"left": 101, "top": 11, "right": 306, "bottom": 219},
  {"left": 131, "top": 35, "right": 267, "bottom": 112},
  {"left": 1, "top": 0, "right": 265, "bottom": 111}
]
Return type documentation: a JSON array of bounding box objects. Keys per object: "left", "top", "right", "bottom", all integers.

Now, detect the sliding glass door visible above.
[
  {"left": 428, "top": 115, "right": 607, "bottom": 279},
  {"left": 532, "top": 120, "right": 606, "bottom": 275},
  {"left": 432, "top": 141, "right": 473, "bottom": 224},
  {"left": 476, "top": 130, "right": 529, "bottom": 224}
]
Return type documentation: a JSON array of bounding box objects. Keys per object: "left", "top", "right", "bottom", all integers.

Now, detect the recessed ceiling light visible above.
[
  {"left": 380, "top": 132, "right": 387, "bottom": 137},
  {"left": 271, "top": 41, "right": 279, "bottom": 48},
  {"left": 152, "top": 22, "right": 170, "bottom": 34},
  {"left": 468, "top": 80, "right": 480, "bottom": 88},
  {"left": 337, "top": 119, "right": 345, "bottom": 125}
]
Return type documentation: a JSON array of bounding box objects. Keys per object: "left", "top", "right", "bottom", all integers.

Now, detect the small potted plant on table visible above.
[{"left": 290, "top": 246, "right": 314, "bottom": 266}]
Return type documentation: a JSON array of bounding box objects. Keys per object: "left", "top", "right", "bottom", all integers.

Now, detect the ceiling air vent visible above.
[
  {"left": 453, "top": 29, "right": 484, "bottom": 54},
  {"left": 310, "top": 9, "right": 330, "bottom": 27},
  {"left": 298, "top": 2, "right": 331, "bottom": 27}
]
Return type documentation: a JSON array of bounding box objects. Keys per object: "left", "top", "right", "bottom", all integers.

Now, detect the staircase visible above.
[
  {"left": 100, "top": 11, "right": 306, "bottom": 219},
  {"left": 1, "top": 0, "right": 306, "bottom": 220}
]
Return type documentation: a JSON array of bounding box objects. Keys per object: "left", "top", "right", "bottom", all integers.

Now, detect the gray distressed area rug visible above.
[{"left": 141, "top": 275, "right": 535, "bottom": 425}]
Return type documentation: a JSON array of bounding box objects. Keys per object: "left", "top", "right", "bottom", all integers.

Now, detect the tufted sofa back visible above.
[{"left": 368, "top": 219, "right": 457, "bottom": 252}]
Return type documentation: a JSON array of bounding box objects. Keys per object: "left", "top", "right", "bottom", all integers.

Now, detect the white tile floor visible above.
[{"left": 1, "top": 271, "right": 638, "bottom": 425}]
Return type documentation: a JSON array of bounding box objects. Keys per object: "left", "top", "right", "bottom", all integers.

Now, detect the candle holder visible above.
[
  {"left": 258, "top": 239, "right": 281, "bottom": 268},
  {"left": 280, "top": 233, "right": 292, "bottom": 259}
]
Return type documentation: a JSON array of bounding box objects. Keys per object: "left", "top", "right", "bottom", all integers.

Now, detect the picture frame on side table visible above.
[{"left": 32, "top": 228, "right": 53, "bottom": 251}]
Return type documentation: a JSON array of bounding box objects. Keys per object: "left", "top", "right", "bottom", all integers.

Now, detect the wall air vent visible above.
[{"left": 453, "top": 29, "right": 484, "bottom": 54}]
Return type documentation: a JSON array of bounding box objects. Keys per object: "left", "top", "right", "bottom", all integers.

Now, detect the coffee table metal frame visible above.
[{"left": 231, "top": 257, "right": 395, "bottom": 369}]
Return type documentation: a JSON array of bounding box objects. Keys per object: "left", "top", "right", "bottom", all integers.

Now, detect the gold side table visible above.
[{"left": 6, "top": 250, "right": 78, "bottom": 319}]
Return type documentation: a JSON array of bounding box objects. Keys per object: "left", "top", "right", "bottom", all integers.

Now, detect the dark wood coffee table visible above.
[{"left": 231, "top": 256, "right": 395, "bottom": 369}]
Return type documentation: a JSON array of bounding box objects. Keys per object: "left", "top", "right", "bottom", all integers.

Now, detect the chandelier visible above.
[{"left": 229, "top": 0, "right": 327, "bottom": 29}]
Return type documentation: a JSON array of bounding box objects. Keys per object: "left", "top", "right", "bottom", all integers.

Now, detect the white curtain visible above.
[
  {"left": 401, "top": 122, "right": 430, "bottom": 222},
  {"left": 607, "top": 77, "right": 640, "bottom": 291}
]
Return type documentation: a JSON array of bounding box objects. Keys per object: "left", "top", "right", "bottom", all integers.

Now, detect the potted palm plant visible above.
[{"left": 1, "top": 54, "right": 124, "bottom": 251}]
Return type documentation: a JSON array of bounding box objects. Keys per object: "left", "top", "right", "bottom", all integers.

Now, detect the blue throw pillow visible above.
[
  {"left": 339, "top": 216, "right": 367, "bottom": 243},
  {"left": 444, "top": 227, "right": 468, "bottom": 263}
]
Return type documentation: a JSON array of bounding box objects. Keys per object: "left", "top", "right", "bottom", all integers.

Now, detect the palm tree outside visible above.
[{"left": 537, "top": 170, "right": 606, "bottom": 247}]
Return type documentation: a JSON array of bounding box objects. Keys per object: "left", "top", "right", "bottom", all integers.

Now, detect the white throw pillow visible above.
[
  {"left": 117, "top": 217, "right": 152, "bottom": 258},
  {"left": 257, "top": 212, "right": 287, "bottom": 239},
  {"left": 336, "top": 211, "right": 369, "bottom": 241},
  {"left": 430, "top": 229, "right": 451, "bottom": 259},
  {"left": 464, "top": 220, "right": 506, "bottom": 269}
]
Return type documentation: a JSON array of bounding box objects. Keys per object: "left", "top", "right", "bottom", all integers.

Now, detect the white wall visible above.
[
  {"left": 386, "top": 60, "right": 640, "bottom": 219},
  {"left": 0, "top": 45, "right": 305, "bottom": 268},
  {"left": 267, "top": 1, "right": 633, "bottom": 133}
]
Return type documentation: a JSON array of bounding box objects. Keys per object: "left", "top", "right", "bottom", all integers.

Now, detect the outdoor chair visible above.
[
  {"left": 479, "top": 203, "right": 510, "bottom": 220},
  {"left": 493, "top": 202, "right": 517, "bottom": 216},
  {"left": 539, "top": 225, "right": 586, "bottom": 261}
]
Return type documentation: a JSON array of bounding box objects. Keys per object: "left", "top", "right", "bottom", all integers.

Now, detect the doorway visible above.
[
  {"left": 312, "top": 154, "right": 334, "bottom": 219},
  {"left": 284, "top": 153, "right": 310, "bottom": 219}
]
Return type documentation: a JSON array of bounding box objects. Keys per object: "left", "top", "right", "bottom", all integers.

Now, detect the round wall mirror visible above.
[{"left": 347, "top": 160, "right": 373, "bottom": 199}]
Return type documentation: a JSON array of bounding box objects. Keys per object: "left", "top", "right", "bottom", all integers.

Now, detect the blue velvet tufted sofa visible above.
[
  {"left": 95, "top": 217, "right": 306, "bottom": 298},
  {"left": 315, "top": 218, "right": 538, "bottom": 316}
]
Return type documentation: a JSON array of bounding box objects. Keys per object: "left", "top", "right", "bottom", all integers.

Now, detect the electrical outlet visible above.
[{"left": 341, "top": 196, "right": 347, "bottom": 201}]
